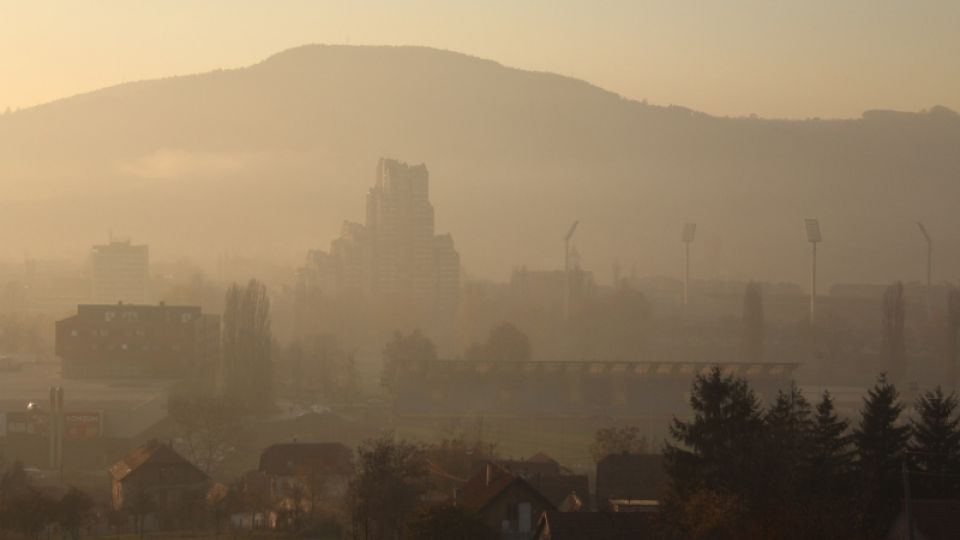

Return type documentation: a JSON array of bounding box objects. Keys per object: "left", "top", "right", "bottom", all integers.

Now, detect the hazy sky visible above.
[{"left": 1, "top": 1, "right": 958, "bottom": 118}]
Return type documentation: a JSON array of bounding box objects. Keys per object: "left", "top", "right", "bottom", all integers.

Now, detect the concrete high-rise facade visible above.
[
  {"left": 301, "top": 158, "right": 460, "bottom": 322},
  {"left": 90, "top": 239, "right": 149, "bottom": 304}
]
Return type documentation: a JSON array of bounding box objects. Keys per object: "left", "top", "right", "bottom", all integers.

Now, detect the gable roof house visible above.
[
  {"left": 109, "top": 440, "right": 210, "bottom": 530},
  {"left": 258, "top": 442, "right": 354, "bottom": 505},
  {"left": 497, "top": 453, "right": 590, "bottom": 508},
  {"left": 462, "top": 463, "right": 555, "bottom": 540}
]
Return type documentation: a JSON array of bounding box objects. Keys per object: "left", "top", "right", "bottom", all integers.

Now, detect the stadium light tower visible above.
[
  {"left": 917, "top": 221, "right": 932, "bottom": 311},
  {"left": 682, "top": 223, "right": 697, "bottom": 308},
  {"left": 563, "top": 220, "right": 580, "bottom": 319},
  {"left": 805, "top": 219, "right": 822, "bottom": 325},
  {"left": 917, "top": 221, "right": 932, "bottom": 287}
]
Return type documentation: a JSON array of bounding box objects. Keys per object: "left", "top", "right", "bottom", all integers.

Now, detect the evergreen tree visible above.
[
  {"left": 810, "top": 391, "right": 853, "bottom": 484},
  {"left": 741, "top": 281, "right": 764, "bottom": 363},
  {"left": 665, "top": 366, "right": 765, "bottom": 502},
  {"left": 806, "top": 391, "right": 856, "bottom": 538},
  {"left": 758, "top": 384, "right": 815, "bottom": 537},
  {"left": 854, "top": 374, "right": 910, "bottom": 537},
  {"left": 910, "top": 386, "right": 960, "bottom": 498}
]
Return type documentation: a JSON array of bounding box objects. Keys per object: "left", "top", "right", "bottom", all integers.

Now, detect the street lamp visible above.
[
  {"left": 563, "top": 220, "right": 579, "bottom": 319},
  {"left": 805, "top": 219, "right": 822, "bottom": 325},
  {"left": 682, "top": 223, "right": 696, "bottom": 308}
]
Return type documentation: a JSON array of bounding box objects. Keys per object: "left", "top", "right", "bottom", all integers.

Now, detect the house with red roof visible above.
[{"left": 462, "top": 463, "right": 555, "bottom": 539}]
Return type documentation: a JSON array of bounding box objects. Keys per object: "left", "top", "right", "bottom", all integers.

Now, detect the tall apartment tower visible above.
[
  {"left": 366, "top": 159, "right": 438, "bottom": 304},
  {"left": 90, "top": 239, "right": 149, "bottom": 304},
  {"left": 300, "top": 158, "right": 460, "bottom": 330}
]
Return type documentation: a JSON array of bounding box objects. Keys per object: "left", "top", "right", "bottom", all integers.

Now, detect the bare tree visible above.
[
  {"left": 349, "top": 434, "right": 429, "bottom": 540},
  {"left": 590, "top": 426, "right": 648, "bottom": 462},
  {"left": 169, "top": 395, "right": 242, "bottom": 474}
]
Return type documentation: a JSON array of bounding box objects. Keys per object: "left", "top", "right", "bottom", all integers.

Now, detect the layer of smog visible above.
[{"left": 1, "top": 4, "right": 959, "bottom": 539}]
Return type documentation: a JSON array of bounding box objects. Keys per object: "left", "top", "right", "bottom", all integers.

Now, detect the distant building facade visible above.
[
  {"left": 55, "top": 303, "right": 220, "bottom": 380},
  {"left": 300, "top": 158, "right": 460, "bottom": 338},
  {"left": 91, "top": 239, "right": 149, "bottom": 304}
]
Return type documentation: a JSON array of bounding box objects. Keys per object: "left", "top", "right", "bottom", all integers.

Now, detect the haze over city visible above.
[{"left": 1, "top": 2, "right": 959, "bottom": 539}]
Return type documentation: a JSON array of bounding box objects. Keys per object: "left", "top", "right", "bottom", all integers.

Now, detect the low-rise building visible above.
[
  {"left": 595, "top": 454, "right": 666, "bottom": 510},
  {"left": 56, "top": 303, "right": 220, "bottom": 381}
]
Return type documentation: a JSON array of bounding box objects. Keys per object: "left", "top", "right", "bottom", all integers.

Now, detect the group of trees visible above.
[
  {"left": 590, "top": 425, "right": 648, "bottom": 462},
  {"left": 662, "top": 366, "right": 960, "bottom": 539},
  {"left": 222, "top": 279, "right": 273, "bottom": 410},
  {"left": 278, "top": 333, "right": 359, "bottom": 405},
  {"left": 0, "top": 462, "right": 95, "bottom": 539},
  {"left": 348, "top": 433, "right": 500, "bottom": 540},
  {"left": 168, "top": 395, "right": 244, "bottom": 475},
  {"left": 464, "top": 322, "right": 531, "bottom": 363}
]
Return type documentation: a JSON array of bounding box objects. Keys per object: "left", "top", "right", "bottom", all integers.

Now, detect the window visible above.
[
  {"left": 104, "top": 311, "right": 116, "bottom": 322},
  {"left": 506, "top": 502, "right": 518, "bottom": 522},
  {"left": 70, "top": 330, "right": 78, "bottom": 337}
]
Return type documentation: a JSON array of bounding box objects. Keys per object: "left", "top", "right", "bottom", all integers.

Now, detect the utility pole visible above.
[
  {"left": 805, "top": 219, "right": 822, "bottom": 325},
  {"left": 902, "top": 461, "right": 914, "bottom": 540},
  {"left": 682, "top": 223, "right": 696, "bottom": 310}
]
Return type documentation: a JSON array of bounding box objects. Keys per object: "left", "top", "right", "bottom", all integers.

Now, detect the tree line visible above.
[{"left": 661, "top": 366, "right": 960, "bottom": 539}]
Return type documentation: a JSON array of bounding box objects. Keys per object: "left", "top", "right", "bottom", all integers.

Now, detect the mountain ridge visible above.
[{"left": 1, "top": 44, "right": 958, "bottom": 286}]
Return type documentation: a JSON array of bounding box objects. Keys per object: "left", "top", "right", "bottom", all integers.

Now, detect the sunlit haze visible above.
[{"left": 2, "top": 1, "right": 959, "bottom": 118}]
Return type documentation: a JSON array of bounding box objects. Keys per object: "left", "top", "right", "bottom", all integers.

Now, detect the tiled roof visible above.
[
  {"left": 529, "top": 474, "right": 590, "bottom": 507},
  {"left": 109, "top": 439, "right": 205, "bottom": 481},
  {"left": 258, "top": 442, "right": 353, "bottom": 476},
  {"left": 462, "top": 463, "right": 554, "bottom": 513}
]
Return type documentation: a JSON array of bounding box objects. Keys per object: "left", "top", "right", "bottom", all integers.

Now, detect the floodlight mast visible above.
[
  {"left": 917, "top": 222, "right": 932, "bottom": 286},
  {"left": 917, "top": 222, "right": 932, "bottom": 312},
  {"left": 804, "top": 219, "right": 822, "bottom": 325},
  {"left": 563, "top": 220, "right": 580, "bottom": 319},
  {"left": 682, "top": 223, "right": 697, "bottom": 308}
]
